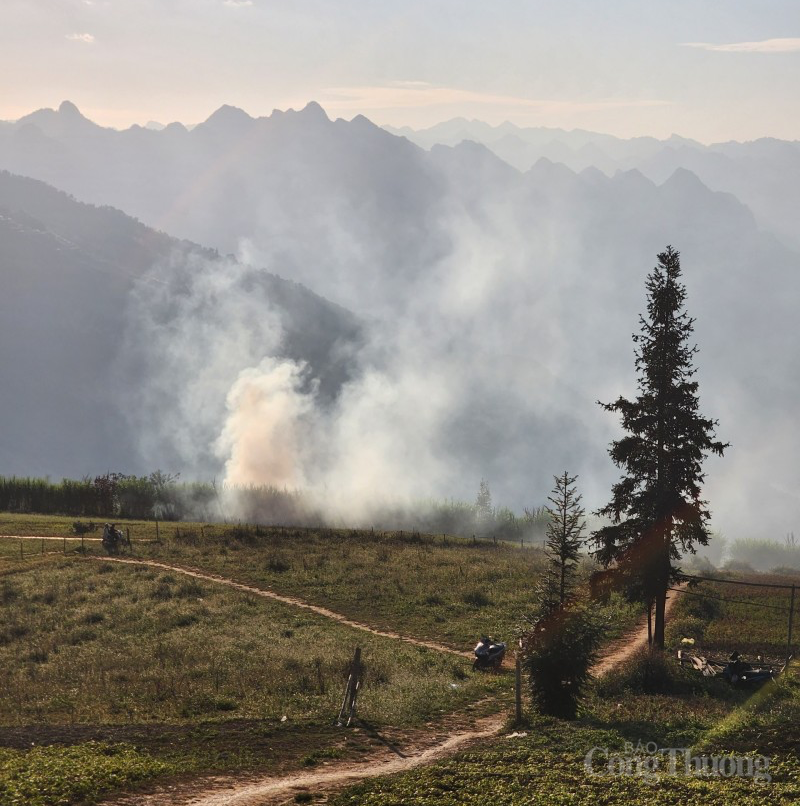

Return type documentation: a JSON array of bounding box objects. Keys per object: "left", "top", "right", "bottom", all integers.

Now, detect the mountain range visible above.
[
  {"left": 0, "top": 102, "right": 798, "bottom": 538},
  {"left": 386, "top": 118, "right": 800, "bottom": 252}
]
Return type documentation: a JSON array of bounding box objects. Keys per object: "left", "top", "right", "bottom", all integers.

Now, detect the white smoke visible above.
[
  {"left": 216, "top": 358, "right": 315, "bottom": 489},
  {"left": 116, "top": 136, "right": 800, "bottom": 540}
]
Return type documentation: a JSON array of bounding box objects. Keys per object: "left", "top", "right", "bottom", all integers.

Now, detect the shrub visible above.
[
  {"left": 521, "top": 601, "right": 606, "bottom": 718},
  {"left": 679, "top": 591, "right": 723, "bottom": 621},
  {"left": 267, "top": 554, "right": 291, "bottom": 573},
  {"left": 462, "top": 590, "right": 493, "bottom": 608},
  {"left": 596, "top": 646, "right": 702, "bottom": 696}
]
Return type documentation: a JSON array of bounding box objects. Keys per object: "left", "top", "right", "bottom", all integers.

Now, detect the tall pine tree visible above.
[{"left": 593, "top": 246, "right": 727, "bottom": 649}]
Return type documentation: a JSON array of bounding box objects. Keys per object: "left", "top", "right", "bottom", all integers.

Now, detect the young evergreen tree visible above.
[
  {"left": 544, "top": 471, "right": 586, "bottom": 607},
  {"left": 593, "top": 246, "right": 727, "bottom": 649}
]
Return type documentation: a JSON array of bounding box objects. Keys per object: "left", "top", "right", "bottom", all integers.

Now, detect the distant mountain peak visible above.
[
  {"left": 299, "top": 101, "right": 329, "bottom": 121},
  {"left": 527, "top": 156, "right": 577, "bottom": 180},
  {"left": 58, "top": 100, "right": 82, "bottom": 118},
  {"left": 612, "top": 167, "right": 654, "bottom": 189},
  {"left": 661, "top": 166, "right": 708, "bottom": 192},
  {"left": 202, "top": 104, "right": 253, "bottom": 128}
]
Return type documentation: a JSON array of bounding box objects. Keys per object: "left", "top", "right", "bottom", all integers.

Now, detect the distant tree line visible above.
[
  {"left": 0, "top": 473, "right": 216, "bottom": 521},
  {"left": 0, "top": 472, "right": 550, "bottom": 540}
]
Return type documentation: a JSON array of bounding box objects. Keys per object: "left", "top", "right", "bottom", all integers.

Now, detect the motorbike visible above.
[
  {"left": 722, "top": 652, "right": 779, "bottom": 688},
  {"left": 101, "top": 525, "right": 125, "bottom": 555},
  {"left": 473, "top": 636, "right": 506, "bottom": 671}
]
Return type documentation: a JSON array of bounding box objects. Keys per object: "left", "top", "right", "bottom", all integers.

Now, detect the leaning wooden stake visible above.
[
  {"left": 336, "top": 646, "right": 362, "bottom": 727},
  {"left": 787, "top": 584, "right": 796, "bottom": 668}
]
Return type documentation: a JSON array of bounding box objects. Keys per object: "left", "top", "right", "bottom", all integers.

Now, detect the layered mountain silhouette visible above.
[
  {"left": 387, "top": 118, "right": 800, "bottom": 251},
  {"left": 1, "top": 103, "right": 798, "bottom": 537}
]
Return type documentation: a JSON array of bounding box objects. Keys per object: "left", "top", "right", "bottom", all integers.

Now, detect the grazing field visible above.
[
  {"left": 326, "top": 568, "right": 800, "bottom": 805},
  {"left": 332, "top": 646, "right": 800, "bottom": 804},
  {"left": 9, "top": 517, "right": 796, "bottom": 806},
  {"left": 0, "top": 549, "right": 508, "bottom": 805}
]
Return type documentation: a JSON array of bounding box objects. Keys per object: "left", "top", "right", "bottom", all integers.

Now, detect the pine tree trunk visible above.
[
  {"left": 653, "top": 543, "right": 670, "bottom": 649},
  {"left": 647, "top": 600, "right": 653, "bottom": 646},
  {"left": 653, "top": 584, "right": 667, "bottom": 649}
]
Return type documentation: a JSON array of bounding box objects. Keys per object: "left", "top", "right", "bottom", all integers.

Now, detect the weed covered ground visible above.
[
  {"left": 327, "top": 566, "right": 800, "bottom": 804},
  {"left": 0, "top": 558, "right": 497, "bottom": 727},
  {"left": 0, "top": 515, "right": 641, "bottom": 651}
]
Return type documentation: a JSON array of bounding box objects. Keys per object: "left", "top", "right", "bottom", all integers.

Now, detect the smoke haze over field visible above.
[{"left": 1, "top": 104, "right": 799, "bottom": 539}]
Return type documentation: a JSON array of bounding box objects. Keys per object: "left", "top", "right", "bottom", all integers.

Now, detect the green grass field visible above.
[
  {"left": 4, "top": 514, "right": 798, "bottom": 806},
  {"left": 0, "top": 519, "right": 530, "bottom": 805}
]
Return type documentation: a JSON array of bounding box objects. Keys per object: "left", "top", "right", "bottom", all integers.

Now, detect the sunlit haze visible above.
[{"left": 2, "top": 0, "right": 799, "bottom": 141}]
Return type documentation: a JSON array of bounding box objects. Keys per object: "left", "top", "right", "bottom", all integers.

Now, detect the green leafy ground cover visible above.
[
  {"left": 0, "top": 742, "right": 174, "bottom": 806},
  {"left": 331, "top": 671, "right": 800, "bottom": 805}
]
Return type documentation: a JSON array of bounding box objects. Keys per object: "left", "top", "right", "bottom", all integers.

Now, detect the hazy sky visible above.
[{"left": 2, "top": 0, "right": 799, "bottom": 141}]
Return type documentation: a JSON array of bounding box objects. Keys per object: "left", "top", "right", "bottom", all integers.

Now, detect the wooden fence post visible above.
[
  {"left": 156, "top": 520, "right": 160, "bottom": 541},
  {"left": 20, "top": 540, "right": 23, "bottom": 561},
  {"left": 787, "top": 584, "right": 796, "bottom": 667},
  {"left": 515, "top": 655, "right": 523, "bottom": 724}
]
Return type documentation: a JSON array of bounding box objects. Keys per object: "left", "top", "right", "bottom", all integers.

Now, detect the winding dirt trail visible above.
[
  {"left": 88, "top": 555, "right": 471, "bottom": 659},
  {"left": 6, "top": 544, "right": 685, "bottom": 805}
]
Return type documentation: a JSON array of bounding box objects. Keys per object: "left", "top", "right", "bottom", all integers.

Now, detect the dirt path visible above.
[
  {"left": 591, "top": 585, "right": 685, "bottom": 676},
  {"left": 88, "top": 555, "right": 471, "bottom": 659},
  {"left": 201, "top": 713, "right": 502, "bottom": 806},
  {"left": 102, "top": 710, "right": 504, "bottom": 806},
  {"left": 2, "top": 534, "right": 102, "bottom": 541}
]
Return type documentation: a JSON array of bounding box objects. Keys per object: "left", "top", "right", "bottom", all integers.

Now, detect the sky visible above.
[{"left": 2, "top": 0, "right": 799, "bottom": 142}]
